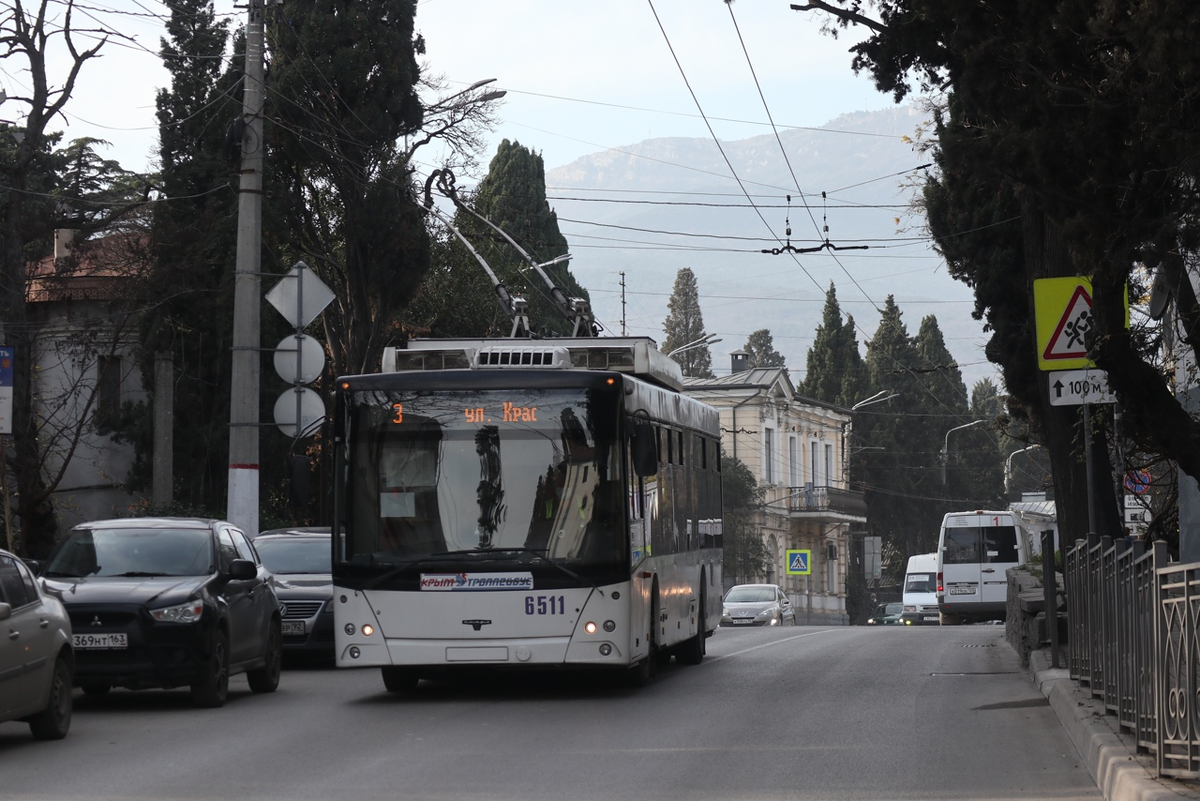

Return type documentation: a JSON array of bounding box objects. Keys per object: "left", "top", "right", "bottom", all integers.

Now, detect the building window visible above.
[
  {"left": 96, "top": 355, "right": 121, "bottom": 418},
  {"left": 764, "top": 427, "right": 774, "bottom": 484},
  {"left": 788, "top": 435, "right": 798, "bottom": 487},
  {"left": 810, "top": 440, "right": 819, "bottom": 486},
  {"left": 825, "top": 443, "right": 834, "bottom": 487}
]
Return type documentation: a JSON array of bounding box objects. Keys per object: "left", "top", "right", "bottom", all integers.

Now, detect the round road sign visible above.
[{"left": 1124, "top": 470, "right": 1151, "bottom": 494}]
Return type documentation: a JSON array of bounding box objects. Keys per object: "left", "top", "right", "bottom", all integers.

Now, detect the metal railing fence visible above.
[{"left": 1063, "top": 536, "right": 1200, "bottom": 777}]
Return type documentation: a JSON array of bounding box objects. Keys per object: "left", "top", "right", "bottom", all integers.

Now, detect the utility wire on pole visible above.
[{"left": 227, "top": 0, "right": 266, "bottom": 535}]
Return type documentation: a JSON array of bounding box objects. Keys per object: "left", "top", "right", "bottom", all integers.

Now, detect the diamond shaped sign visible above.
[{"left": 266, "top": 261, "right": 334, "bottom": 329}]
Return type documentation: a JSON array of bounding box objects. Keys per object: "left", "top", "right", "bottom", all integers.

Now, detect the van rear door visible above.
[
  {"left": 980, "top": 516, "right": 1019, "bottom": 606},
  {"left": 941, "top": 517, "right": 983, "bottom": 602}
]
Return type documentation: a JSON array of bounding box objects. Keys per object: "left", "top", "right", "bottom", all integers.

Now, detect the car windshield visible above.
[
  {"left": 884, "top": 603, "right": 903, "bottom": 615},
  {"left": 44, "top": 526, "right": 213, "bottom": 577},
  {"left": 726, "top": 587, "right": 775, "bottom": 603},
  {"left": 904, "top": 572, "right": 936, "bottom": 593},
  {"left": 256, "top": 538, "right": 331, "bottom": 574}
]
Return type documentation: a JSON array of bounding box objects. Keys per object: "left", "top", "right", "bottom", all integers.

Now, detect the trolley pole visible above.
[{"left": 227, "top": 0, "right": 266, "bottom": 535}]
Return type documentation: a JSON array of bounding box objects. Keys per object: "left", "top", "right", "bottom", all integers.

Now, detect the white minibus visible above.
[
  {"left": 901, "top": 553, "right": 939, "bottom": 625},
  {"left": 936, "top": 510, "right": 1024, "bottom": 624}
]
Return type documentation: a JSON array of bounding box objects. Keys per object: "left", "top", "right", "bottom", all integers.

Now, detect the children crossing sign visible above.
[
  {"left": 1034, "top": 277, "right": 1128, "bottom": 371},
  {"left": 786, "top": 549, "right": 812, "bottom": 575}
]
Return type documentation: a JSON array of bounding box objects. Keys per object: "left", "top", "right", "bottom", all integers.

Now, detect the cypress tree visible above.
[{"left": 662, "top": 268, "right": 714, "bottom": 378}]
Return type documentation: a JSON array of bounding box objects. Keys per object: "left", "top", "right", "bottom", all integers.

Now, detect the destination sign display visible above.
[{"left": 391, "top": 402, "right": 540, "bottom": 425}]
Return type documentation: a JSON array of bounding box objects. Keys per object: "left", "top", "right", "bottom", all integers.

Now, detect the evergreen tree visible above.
[
  {"left": 662, "top": 267, "right": 714, "bottom": 378},
  {"left": 797, "top": 0, "right": 1188, "bottom": 545},
  {"left": 743, "top": 329, "right": 786, "bottom": 369},
  {"left": 127, "top": 0, "right": 242, "bottom": 515},
  {"left": 958, "top": 378, "right": 1006, "bottom": 505},
  {"left": 800, "top": 283, "right": 867, "bottom": 406},
  {"left": 855, "top": 297, "right": 948, "bottom": 556},
  {"left": 268, "top": 0, "right": 428, "bottom": 379},
  {"left": 722, "top": 454, "right": 770, "bottom": 583},
  {"left": 403, "top": 225, "right": 508, "bottom": 338}
]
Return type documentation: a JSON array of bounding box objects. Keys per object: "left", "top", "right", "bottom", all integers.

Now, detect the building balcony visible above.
[{"left": 784, "top": 484, "right": 867, "bottom": 523}]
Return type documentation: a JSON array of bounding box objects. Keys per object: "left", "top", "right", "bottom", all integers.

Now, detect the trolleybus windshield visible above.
[{"left": 341, "top": 387, "right": 624, "bottom": 568}]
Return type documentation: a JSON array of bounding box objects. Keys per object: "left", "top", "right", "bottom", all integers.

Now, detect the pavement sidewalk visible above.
[{"left": 1030, "top": 648, "right": 1200, "bottom": 801}]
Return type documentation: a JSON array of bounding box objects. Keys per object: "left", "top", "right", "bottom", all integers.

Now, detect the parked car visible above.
[
  {"left": 0, "top": 549, "right": 73, "bottom": 739},
  {"left": 253, "top": 528, "right": 333, "bottom": 657},
  {"left": 867, "top": 602, "right": 906, "bottom": 625},
  {"left": 720, "top": 584, "right": 796, "bottom": 627},
  {"left": 39, "top": 517, "right": 282, "bottom": 708}
]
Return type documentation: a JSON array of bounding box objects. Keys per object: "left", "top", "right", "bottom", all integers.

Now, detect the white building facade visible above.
[{"left": 683, "top": 359, "right": 865, "bottom": 625}]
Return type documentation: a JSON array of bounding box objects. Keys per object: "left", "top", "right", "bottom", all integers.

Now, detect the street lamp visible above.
[
  {"left": 1004, "top": 444, "right": 1043, "bottom": 496},
  {"left": 666, "top": 333, "right": 721, "bottom": 358},
  {"left": 843, "top": 391, "right": 898, "bottom": 481},
  {"left": 941, "top": 420, "right": 988, "bottom": 485},
  {"left": 428, "top": 78, "right": 506, "bottom": 110},
  {"left": 851, "top": 390, "right": 898, "bottom": 411}
]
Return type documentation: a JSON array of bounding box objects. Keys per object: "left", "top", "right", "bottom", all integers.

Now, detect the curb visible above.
[{"left": 1030, "top": 649, "right": 1200, "bottom": 801}]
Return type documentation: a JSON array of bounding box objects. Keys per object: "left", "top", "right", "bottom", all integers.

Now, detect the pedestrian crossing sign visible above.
[{"left": 786, "top": 549, "right": 812, "bottom": 575}]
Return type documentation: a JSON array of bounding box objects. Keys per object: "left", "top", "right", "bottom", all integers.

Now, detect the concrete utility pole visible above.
[{"left": 227, "top": 0, "right": 266, "bottom": 535}]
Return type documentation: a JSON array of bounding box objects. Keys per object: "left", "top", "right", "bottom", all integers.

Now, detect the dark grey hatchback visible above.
[{"left": 39, "top": 517, "right": 282, "bottom": 707}]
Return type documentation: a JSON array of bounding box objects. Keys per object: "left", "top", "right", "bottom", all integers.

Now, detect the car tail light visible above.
[{"left": 936, "top": 572, "right": 943, "bottom": 593}]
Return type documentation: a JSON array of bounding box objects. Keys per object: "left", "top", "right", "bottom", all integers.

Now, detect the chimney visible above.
[
  {"left": 54, "top": 229, "right": 77, "bottom": 260},
  {"left": 730, "top": 349, "right": 749, "bottom": 374}
]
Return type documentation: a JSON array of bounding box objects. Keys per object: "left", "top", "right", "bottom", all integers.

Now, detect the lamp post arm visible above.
[{"left": 942, "top": 420, "right": 988, "bottom": 486}]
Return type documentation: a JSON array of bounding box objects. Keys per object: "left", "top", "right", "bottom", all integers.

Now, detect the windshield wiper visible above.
[
  {"left": 42, "top": 570, "right": 84, "bottom": 578},
  {"left": 113, "top": 571, "right": 174, "bottom": 577}
]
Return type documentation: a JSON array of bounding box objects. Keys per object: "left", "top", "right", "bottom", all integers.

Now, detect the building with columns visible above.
[{"left": 682, "top": 352, "right": 866, "bottom": 624}]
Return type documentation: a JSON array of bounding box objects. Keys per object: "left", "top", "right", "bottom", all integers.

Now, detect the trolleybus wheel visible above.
[{"left": 676, "top": 583, "right": 706, "bottom": 666}]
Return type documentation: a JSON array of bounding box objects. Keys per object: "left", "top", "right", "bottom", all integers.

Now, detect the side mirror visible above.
[
  {"left": 631, "top": 420, "right": 658, "bottom": 477},
  {"left": 21, "top": 558, "right": 42, "bottom": 576},
  {"left": 228, "top": 559, "right": 257, "bottom": 581},
  {"left": 0, "top": 602, "right": 10, "bottom": 621}
]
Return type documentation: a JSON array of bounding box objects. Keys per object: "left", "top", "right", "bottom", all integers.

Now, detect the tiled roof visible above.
[{"left": 26, "top": 233, "right": 147, "bottom": 303}]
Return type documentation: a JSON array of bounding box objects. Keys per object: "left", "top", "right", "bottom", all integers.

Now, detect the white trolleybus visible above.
[{"left": 331, "top": 337, "right": 723, "bottom": 690}]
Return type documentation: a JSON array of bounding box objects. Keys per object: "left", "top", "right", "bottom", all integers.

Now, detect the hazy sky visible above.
[{"left": 13, "top": 0, "right": 896, "bottom": 177}]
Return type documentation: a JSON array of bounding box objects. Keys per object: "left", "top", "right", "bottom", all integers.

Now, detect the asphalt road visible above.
[{"left": 1, "top": 624, "right": 1100, "bottom": 801}]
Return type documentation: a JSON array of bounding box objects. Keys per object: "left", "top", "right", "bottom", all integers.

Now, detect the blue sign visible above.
[{"left": 786, "top": 549, "right": 812, "bottom": 576}]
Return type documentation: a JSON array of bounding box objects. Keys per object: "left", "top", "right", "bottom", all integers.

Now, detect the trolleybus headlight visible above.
[
  {"left": 344, "top": 623, "right": 356, "bottom": 636},
  {"left": 603, "top": 620, "right": 616, "bottom": 632},
  {"left": 599, "top": 644, "right": 612, "bottom": 656},
  {"left": 362, "top": 624, "right": 375, "bottom": 637},
  {"left": 584, "top": 621, "right": 597, "bottom": 635}
]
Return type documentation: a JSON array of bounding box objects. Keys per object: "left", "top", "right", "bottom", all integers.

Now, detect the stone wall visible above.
[{"left": 1006, "top": 566, "right": 1066, "bottom": 666}]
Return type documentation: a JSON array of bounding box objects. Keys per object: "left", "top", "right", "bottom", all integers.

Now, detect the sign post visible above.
[{"left": 1034, "top": 277, "right": 1128, "bottom": 544}]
